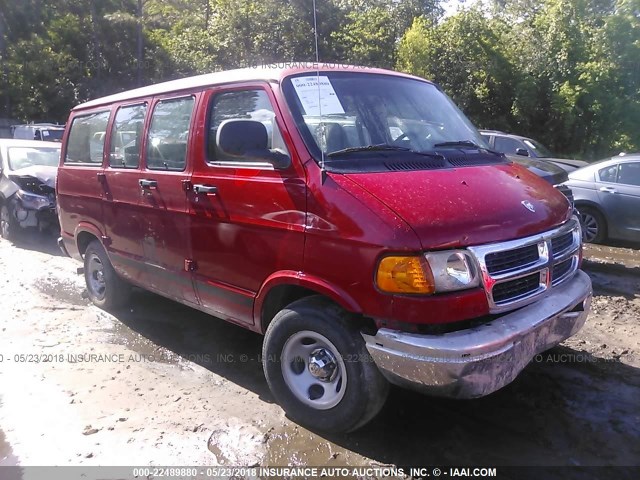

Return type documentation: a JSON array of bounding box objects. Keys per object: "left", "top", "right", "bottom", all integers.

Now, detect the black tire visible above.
[
  {"left": 84, "top": 240, "right": 130, "bottom": 309},
  {"left": 578, "top": 206, "right": 607, "bottom": 244},
  {"left": 0, "top": 204, "right": 18, "bottom": 241},
  {"left": 262, "top": 295, "right": 389, "bottom": 433}
]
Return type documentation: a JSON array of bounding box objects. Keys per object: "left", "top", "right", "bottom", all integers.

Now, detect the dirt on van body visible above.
[{"left": 0, "top": 232, "right": 639, "bottom": 475}]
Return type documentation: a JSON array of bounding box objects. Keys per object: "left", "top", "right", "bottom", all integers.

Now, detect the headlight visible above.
[
  {"left": 16, "top": 190, "right": 51, "bottom": 210},
  {"left": 424, "top": 250, "right": 480, "bottom": 292},
  {"left": 376, "top": 250, "right": 479, "bottom": 295}
]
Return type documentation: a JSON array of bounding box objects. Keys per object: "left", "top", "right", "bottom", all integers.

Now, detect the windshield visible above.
[
  {"left": 41, "top": 129, "right": 64, "bottom": 142},
  {"left": 7, "top": 146, "right": 60, "bottom": 170},
  {"left": 523, "top": 139, "right": 554, "bottom": 158},
  {"left": 282, "top": 72, "right": 489, "bottom": 161}
]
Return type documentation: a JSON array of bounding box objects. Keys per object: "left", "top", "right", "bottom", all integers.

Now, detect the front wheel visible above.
[
  {"left": 84, "top": 240, "right": 130, "bottom": 309},
  {"left": 1, "top": 204, "right": 18, "bottom": 241},
  {"left": 578, "top": 206, "right": 607, "bottom": 243},
  {"left": 262, "top": 296, "right": 389, "bottom": 433}
]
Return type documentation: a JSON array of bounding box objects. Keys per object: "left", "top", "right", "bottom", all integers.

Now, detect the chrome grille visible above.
[
  {"left": 552, "top": 257, "right": 576, "bottom": 285},
  {"left": 468, "top": 218, "right": 582, "bottom": 313},
  {"left": 493, "top": 272, "right": 543, "bottom": 304},
  {"left": 551, "top": 231, "right": 574, "bottom": 258},
  {"left": 485, "top": 244, "right": 539, "bottom": 275}
]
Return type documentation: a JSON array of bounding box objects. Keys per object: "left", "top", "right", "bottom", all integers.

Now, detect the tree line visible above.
[{"left": 0, "top": 0, "right": 638, "bottom": 159}]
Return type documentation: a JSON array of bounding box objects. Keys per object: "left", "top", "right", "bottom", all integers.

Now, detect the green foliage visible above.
[
  {"left": 0, "top": 0, "right": 637, "bottom": 160},
  {"left": 398, "top": 11, "right": 518, "bottom": 130},
  {"left": 398, "top": 0, "right": 640, "bottom": 159}
]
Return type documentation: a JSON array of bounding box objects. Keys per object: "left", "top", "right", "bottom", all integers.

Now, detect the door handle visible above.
[
  {"left": 193, "top": 184, "right": 218, "bottom": 195},
  {"left": 599, "top": 186, "right": 617, "bottom": 194},
  {"left": 139, "top": 179, "right": 158, "bottom": 189},
  {"left": 97, "top": 172, "right": 106, "bottom": 184}
]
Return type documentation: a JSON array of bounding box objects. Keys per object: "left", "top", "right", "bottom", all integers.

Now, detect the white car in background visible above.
[{"left": 0, "top": 139, "right": 61, "bottom": 239}]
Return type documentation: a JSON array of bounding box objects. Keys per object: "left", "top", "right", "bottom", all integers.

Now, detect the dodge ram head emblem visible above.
[{"left": 521, "top": 200, "right": 536, "bottom": 213}]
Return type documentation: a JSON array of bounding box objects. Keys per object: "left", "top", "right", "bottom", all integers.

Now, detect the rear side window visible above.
[
  {"left": 109, "top": 104, "right": 147, "bottom": 168},
  {"left": 146, "top": 97, "right": 195, "bottom": 171},
  {"left": 598, "top": 164, "right": 618, "bottom": 183},
  {"left": 207, "top": 89, "right": 289, "bottom": 162},
  {"left": 65, "top": 111, "right": 110, "bottom": 165}
]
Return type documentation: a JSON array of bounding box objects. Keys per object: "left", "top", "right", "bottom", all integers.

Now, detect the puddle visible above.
[
  {"left": 264, "top": 425, "right": 350, "bottom": 466},
  {"left": 589, "top": 271, "right": 640, "bottom": 299},
  {"left": 206, "top": 420, "right": 356, "bottom": 468},
  {"left": 102, "top": 321, "right": 181, "bottom": 364},
  {"left": 34, "top": 277, "right": 87, "bottom": 307},
  {"left": 583, "top": 244, "right": 640, "bottom": 268}
]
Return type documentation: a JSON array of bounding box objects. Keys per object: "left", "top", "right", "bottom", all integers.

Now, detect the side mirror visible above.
[
  {"left": 216, "top": 119, "right": 290, "bottom": 169},
  {"left": 515, "top": 148, "right": 529, "bottom": 157}
]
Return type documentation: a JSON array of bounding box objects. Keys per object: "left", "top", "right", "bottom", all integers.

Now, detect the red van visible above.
[{"left": 57, "top": 65, "right": 592, "bottom": 432}]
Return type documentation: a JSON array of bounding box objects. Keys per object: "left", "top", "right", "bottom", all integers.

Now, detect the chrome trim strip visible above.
[{"left": 207, "top": 161, "right": 275, "bottom": 170}]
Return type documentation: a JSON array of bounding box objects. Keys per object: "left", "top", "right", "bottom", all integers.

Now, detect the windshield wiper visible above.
[
  {"left": 433, "top": 140, "right": 503, "bottom": 157},
  {"left": 327, "top": 144, "right": 440, "bottom": 158},
  {"left": 434, "top": 140, "right": 483, "bottom": 149}
]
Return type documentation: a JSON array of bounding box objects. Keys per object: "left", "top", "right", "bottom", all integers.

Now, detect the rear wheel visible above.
[
  {"left": 84, "top": 240, "right": 130, "bottom": 309},
  {"left": 262, "top": 296, "right": 389, "bottom": 433},
  {"left": 578, "top": 206, "right": 606, "bottom": 243},
  {"left": 0, "top": 204, "right": 17, "bottom": 241}
]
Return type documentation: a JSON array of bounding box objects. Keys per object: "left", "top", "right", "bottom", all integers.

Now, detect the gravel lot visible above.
[{"left": 0, "top": 232, "right": 638, "bottom": 475}]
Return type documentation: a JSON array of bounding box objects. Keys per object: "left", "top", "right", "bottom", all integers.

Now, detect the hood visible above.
[
  {"left": 542, "top": 157, "right": 589, "bottom": 172},
  {"left": 506, "top": 154, "right": 568, "bottom": 185},
  {"left": 333, "top": 163, "right": 572, "bottom": 249},
  {"left": 8, "top": 165, "right": 58, "bottom": 188}
]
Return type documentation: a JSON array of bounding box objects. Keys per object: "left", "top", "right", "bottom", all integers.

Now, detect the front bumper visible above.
[
  {"left": 362, "top": 269, "right": 592, "bottom": 398},
  {"left": 9, "top": 196, "right": 57, "bottom": 230}
]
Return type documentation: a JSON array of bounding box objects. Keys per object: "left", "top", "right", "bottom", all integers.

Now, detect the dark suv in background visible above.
[{"left": 480, "top": 130, "right": 588, "bottom": 173}]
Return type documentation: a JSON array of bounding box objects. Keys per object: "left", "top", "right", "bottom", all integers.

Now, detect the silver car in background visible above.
[{"left": 564, "top": 154, "right": 640, "bottom": 243}]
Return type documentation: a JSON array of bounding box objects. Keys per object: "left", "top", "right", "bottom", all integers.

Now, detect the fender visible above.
[
  {"left": 574, "top": 199, "right": 603, "bottom": 211},
  {"left": 71, "top": 221, "right": 107, "bottom": 259},
  {"left": 253, "top": 270, "right": 363, "bottom": 327}
]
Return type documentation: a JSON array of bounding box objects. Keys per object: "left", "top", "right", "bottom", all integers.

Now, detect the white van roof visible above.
[{"left": 74, "top": 64, "right": 426, "bottom": 111}]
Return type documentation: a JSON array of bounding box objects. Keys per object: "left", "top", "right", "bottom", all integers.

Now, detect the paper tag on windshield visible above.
[{"left": 291, "top": 76, "right": 345, "bottom": 116}]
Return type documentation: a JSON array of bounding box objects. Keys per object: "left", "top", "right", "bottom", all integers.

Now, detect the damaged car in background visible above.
[{"left": 0, "top": 139, "right": 61, "bottom": 240}]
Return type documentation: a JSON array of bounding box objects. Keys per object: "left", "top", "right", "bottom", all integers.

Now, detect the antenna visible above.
[{"left": 311, "top": 0, "right": 327, "bottom": 182}]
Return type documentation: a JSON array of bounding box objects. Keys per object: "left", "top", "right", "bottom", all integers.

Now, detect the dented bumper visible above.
[{"left": 362, "top": 270, "right": 592, "bottom": 398}]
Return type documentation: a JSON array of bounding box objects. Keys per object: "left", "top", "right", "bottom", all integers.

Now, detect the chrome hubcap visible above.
[
  {"left": 281, "top": 331, "right": 347, "bottom": 410},
  {"left": 87, "top": 254, "right": 106, "bottom": 298},
  {"left": 308, "top": 348, "right": 338, "bottom": 382}
]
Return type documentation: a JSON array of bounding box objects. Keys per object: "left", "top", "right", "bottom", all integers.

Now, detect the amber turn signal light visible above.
[{"left": 376, "top": 256, "right": 435, "bottom": 294}]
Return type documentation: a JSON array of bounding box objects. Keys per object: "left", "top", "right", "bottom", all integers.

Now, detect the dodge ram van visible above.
[{"left": 57, "top": 65, "right": 592, "bottom": 432}]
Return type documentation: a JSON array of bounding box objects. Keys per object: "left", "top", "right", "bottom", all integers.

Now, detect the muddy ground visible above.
[{"left": 0, "top": 232, "right": 639, "bottom": 475}]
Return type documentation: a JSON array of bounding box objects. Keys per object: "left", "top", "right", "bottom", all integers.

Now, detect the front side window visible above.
[
  {"left": 617, "top": 162, "right": 640, "bottom": 186},
  {"left": 598, "top": 164, "right": 618, "bottom": 183},
  {"left": 282, "top": 72, "right": 489, "bottom": 164},
  {"left": 109, "top": 104, "right": 147, "bottom": 168},
  {"left": 207, "top": 89, "right": 289, "bottom": 162},
  {"left": 147, "top": 96, "right": 195, "bottom": 171},
  {"left": 65, "top": 111, "right": 110, "bottom": 165},
  {"left": 523, "top": 138, "right": 553, "bottom": 158},
  {"left": 494, "top": 136, "right": 525, "bottom": 155}
]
